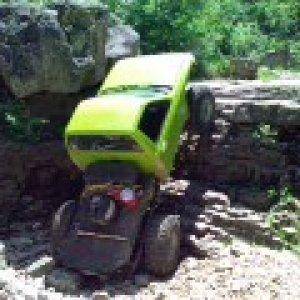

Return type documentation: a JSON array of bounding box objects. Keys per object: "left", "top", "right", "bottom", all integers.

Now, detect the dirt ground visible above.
[{"left": 0, "top": 237, "right": 299, "bottom": 299}]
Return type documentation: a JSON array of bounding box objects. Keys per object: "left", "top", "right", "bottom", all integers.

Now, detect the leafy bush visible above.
[
  {"left": 109, "top": 0, "right": 299, "bottom": 78},
  {"left": 252, "top": 124, "right": 278, "bottom": 146},
  {"left": 257, "top": 67, "right": 282, "bottom": 81},
  {"left": 267, "top": 187, "right": 299, "bottom": 253},
  {"left": 0, "top": 102, "right": 49, "bottom": 144}
]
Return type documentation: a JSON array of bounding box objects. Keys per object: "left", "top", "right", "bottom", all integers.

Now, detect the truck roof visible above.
[{"left": 101, "top": 53, "right": 195, "bottom": 92}]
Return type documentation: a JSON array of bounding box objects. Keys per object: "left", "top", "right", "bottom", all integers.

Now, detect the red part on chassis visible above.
[{"left": 107, "top": 186, "right": 142, "bottom": 213}]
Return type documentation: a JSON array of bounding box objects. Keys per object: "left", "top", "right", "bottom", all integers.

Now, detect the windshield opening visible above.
[{"left": 100, "top": 85, "right": 173, "bottom": 97}]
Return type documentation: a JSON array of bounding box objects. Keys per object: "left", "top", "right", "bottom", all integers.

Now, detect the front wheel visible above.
[
  {"left": 144, "top": 214, "right": 181, "bottom": 277},
  {"left": 51, "top": 200, "right": 75, "bottom": 260}
]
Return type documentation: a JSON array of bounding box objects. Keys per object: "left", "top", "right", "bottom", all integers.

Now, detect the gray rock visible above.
[
  {"left": 92, "top": 290, "right": 110, "bottom": 300},
  {"left": 211, "top": 212, "right": 231, "bottom": 227},
  {"left": 26, "top": 256, "right": 54, "bottom": 277},
  {"left": 194, "top": 222, "right": 210, "bottom": 237},
  {"left": 228, "top": 208, "right": 251, "bottom": 218},
  {"left": 106, "top": 24, "right": 140, "bottom": 61},
  {"left": 9, "top": 237, "right": 34, "bottom": 249},
  {"left": 0, "top": 243, "right": 5, "bottom": 255},
  {"left": 186, "top": 235, "right": 210, "bottom": 258},
  {"left": 0, "top": 243, "right": 6, "bottom": 270},
  {"left": 134, "top": 274, "right": 150, "bottom": 287},
  {"left": 45, "top": 269, "right": 80, "bottom": 293},
  {"left": 208, "top": 226, "right": 231, "bottom": 243},
  {"left": 202, "top": 191, "right": 230, "bottom": 208},
  {"left": 0, "top": 1, "right": 108, "bottom": 98},
  {"left": 230, "top": 247, "right": 242, "bottom": 257}
]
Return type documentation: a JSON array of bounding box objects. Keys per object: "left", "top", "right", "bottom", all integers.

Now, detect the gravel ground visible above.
[
  {"left": 0, "top": 187, "right": 298, "bottom": 299},
  {"left": 1, "top": 238, "right": 299, "bottom": 299},
  {"left": 131, "top": 240, "right": 300, "bottom": 300}
]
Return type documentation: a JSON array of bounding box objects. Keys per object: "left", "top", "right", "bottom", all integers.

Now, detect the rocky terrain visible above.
[
  {"left": 179, "top": 81, "right": 300, "bottom": 207},
  {"left": 1, "top": 238, "right": 299, "bottom": 299},
  {"left": 0, "top": 184, "right": 299, "bottom": 299},
  {"left": 0, "top": 75, "right": 299, "bottom": 299}
]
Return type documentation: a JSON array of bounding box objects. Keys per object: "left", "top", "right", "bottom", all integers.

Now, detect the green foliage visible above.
[
  {"left": 252, "top": 124, "right": 278, "bottom": 145},
  {"left": 269, "top": 187, "right": 298, "bottom": 211},
  {"left": 258, "top": 67, "right": 282, "bottom": 81},
  {"left": 267, "top": 187, "right": 278, "bottom": 204},
  {"left": 111, "top": 1, "right": 195, "bottom": 53},
  {"left": 267, "top": 187, "right": 299, "bottom": 251},
  {"left": 258, "top": 66, "right": 300, "bottom": 81},
  {"left": 0, "top": 102, "right": 48, "bottom": 144},
  {"left": 108, "top": 0, "right": 299, "bottom": 77}
]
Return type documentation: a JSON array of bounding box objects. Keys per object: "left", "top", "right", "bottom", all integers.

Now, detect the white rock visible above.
[
  {"left": 0, "top": 243, "right": 5, "bottom": 254},
  {"left": 92, "top": 290, "right": 110, "bottom": 300},
  {"left": 0, "top": 268, "right": 15, "bottom": 289},
  {"left": 0, "top": 243, "right": 6, "bottom": 270},
  {"left": 26, "top": 256, "right": 54, "bottom": 277},
  {"left": 185, "top": 257, "right": 199, "bottom": 270},
  {"left": 0, "top": 289, "right": 8, "bottom": 300}
]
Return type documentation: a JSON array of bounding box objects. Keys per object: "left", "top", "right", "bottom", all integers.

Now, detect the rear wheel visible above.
[
  {"left": 144, "top": 214, "right": 181, "bottom": 277},
  {"left": 188, "top": 86, "right": 215, "bottom": 134},
  {"left": 51, "top": 200, "right": 75, "bottom": 260}
]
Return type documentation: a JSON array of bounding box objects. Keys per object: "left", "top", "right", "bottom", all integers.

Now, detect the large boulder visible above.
[
  {"left": 106, "top": 23, "right": 140, "bottom": 65},
  {"left": 0, "top": 1, "right": 108, "bottom": 98},
  {"left": 0, "top": 137, "right": 82, "bottom": 218}
]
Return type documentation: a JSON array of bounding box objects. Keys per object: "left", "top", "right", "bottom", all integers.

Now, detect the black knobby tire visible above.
[
  {"left": 51, "top": 200, "right": 75, "bottom": 258},
  {"left": 188, "top": 86, "right": 215, "bottom": 134},
  {"left": 144, "top": 214, "right": 181, "bottom": 277}
]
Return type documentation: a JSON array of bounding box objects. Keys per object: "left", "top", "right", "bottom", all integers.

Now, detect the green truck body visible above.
[{"left": 66, "top": 53, "right": 195, "bottom": 181}]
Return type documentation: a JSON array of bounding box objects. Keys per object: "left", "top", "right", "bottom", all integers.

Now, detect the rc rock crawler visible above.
[{"left": 51, "top": 53, "right": 215, "bottom": 277}]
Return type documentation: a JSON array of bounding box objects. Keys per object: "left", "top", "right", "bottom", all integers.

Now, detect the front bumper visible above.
[
  {"left": 56, "top": 230, "right": 133, "bottom": 275},
  {"left": 56, "top": 206, "right": 143, "bottom": 275}
]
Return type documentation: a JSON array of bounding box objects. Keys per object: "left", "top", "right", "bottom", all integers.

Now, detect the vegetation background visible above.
[
  {"left": 109, "top": 0, "right": 300, "bottom": 78},
  {"left": 1, "top": 0, "right": 299, "bottom": 78}
]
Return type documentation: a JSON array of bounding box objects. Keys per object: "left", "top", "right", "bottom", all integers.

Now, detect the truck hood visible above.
[
  {"left": 101, "top": 53, "right": 195, "bottom": 91},
  {"left": 66, "top": 94, "right": 157, "bottom": 135}
]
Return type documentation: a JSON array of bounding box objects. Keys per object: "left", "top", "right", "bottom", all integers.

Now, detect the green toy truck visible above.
[{"left": 51, "top": 53, "right": 215, "bottom": 277}]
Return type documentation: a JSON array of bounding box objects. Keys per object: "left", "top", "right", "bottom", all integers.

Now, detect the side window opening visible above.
[{"left": 139, "top": 100, "right": 170, "bottom": 141}]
